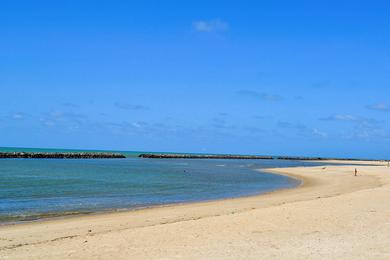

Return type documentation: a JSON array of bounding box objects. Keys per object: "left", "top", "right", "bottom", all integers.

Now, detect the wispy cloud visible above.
[
  {"left": 106, "top": 120, "right": 179, "bottom": 136},
  {"left": 320, "top": 114, "right": 387, "bottom": 141},
  {"left": 9, "top": 112, "right": 28, "bottom": 120},
  {"left": 39, "top": 111, "right": 87, "bottom": 129},
  {"left": 114, "top": 102, "right": 149, "bottom": 111},
  {"left": 193, "top": 19, "right": 228, "bottom": 33},
  {"left": 366, "top": 103, "right": 390, "bottom": 112},
  {"left": 320, "top": 114, "right": 381, "bottom": 126},
  {"left": 277, "top": 121, "right": 307, "bottom": 130},
  {"left": 312, "top": 128, "right": 328, "bottom": 138},
  {"left": 320, "top": 114, "right": 358, "bottom": 122},
  {"left": 344, "top": 126, "right": 389, "bottom": 141},
  {"left": 275, "top": 120, "right": 328, "bottom": 139},
  {"left": 209, "top": 114, "right": 237, "bottom": 131},
  {"left": 1, "top": 111, "right": 29, "bottom": 121},
  {"left": 62, "top": 102, "right": 79, "bottom": 108},
  {"left": 237, "top": 90, "right": 282, "bottom": 101}
]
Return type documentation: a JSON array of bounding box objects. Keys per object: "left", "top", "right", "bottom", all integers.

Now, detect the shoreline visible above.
[
  {"left": 2, "top": 159, "right": 384, "bottom": 226},
  {"left": 0, "top": 166, "right": 303, "bottom": 226},
  {"left": 1, "top": 161, "right": 389, "bottom": 259}
]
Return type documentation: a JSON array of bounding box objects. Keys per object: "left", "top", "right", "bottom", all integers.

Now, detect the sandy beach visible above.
[{"left": 1, "top": 161, "right": 390, "bottom": 259}]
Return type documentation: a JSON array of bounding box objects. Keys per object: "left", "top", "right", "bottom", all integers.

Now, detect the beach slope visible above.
[{"left": 1, "top": 163, "right": 390, "bottom": 259}]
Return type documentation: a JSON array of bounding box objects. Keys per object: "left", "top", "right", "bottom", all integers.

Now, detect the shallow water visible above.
[{"left": 0, "top": 157, "right": 321, "bottom": 223}]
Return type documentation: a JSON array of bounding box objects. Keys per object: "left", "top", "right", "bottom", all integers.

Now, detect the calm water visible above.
[{"left": 0, "top": 148, "right": 323, "bottom": 223}]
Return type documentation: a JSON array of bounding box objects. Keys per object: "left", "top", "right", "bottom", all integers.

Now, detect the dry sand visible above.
[{"left": 1, "top": 162, "right": 390, "bottom": 259}]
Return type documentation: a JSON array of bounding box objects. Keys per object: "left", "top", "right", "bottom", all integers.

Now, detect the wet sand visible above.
[{"left": 1, "top": 161, "right": 389, "bottom": 259}]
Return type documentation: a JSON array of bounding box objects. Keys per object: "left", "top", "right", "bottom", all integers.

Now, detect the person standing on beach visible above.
[{"left": 355, "top": 168, "right": 358, "bottom": 176}]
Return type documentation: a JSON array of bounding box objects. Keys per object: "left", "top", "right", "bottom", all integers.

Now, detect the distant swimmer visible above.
[{"left": 354, "top": 168, "right": 358, "bottom": 176}]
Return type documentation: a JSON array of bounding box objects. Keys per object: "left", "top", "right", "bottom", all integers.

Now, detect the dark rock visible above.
[
  {"left": 138, "top": 154, "right": 274, "bottom": 159},
  {"left": 0, "top": 152, "right": 126, "bottom": 159}
]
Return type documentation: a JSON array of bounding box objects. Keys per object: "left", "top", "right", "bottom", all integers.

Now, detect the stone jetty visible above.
[
  {"left": 0, "top": 152, "right": 126, "bottom": 159},
  {"left": 139, "top": 154, "right": 274, "bottom": 159},
  {"left": 139, "top": 153, "right": 376, "bottom": 161}
]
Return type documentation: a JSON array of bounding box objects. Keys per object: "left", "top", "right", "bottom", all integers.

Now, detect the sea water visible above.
[{"left": 0, "top": 151, "right": 322, "bottom": 223}]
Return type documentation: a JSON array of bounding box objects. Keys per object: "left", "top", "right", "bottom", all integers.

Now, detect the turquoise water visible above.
[
  {"left": 0, "top": 147, "right": 322, "bottom": 223},
  {"left": 0, "top": 147, "right": 271, "bottom": 158},
  {"left": 0, "top": 146, "right": 144, "bottom": 157}
]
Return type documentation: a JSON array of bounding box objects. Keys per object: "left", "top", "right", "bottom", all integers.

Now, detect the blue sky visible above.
[{"left": 1, "top": 1, "right": 390, "bottom": 158}]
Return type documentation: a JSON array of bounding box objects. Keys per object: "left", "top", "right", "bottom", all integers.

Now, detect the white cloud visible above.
[
  {"left": 193, "top": 19, "right": 228, "bottom": 33},
  {"left": 237, "top": 90, "right": 282, "bottom": 102},
  {"left": 320, "top": 114, "right": 381, "bottom": 126},
  {"left": 7, "top": 112, "right": 28, "bottom": 120},
  {"left": 39, "top": 111, "right": 86, "bottom": 129},
  {"left": 366, "top": 103, "right": 390, "bottom": 112},
  {"left": 11, "top": 112, "right": 26, "bottom": 120},
  {"left": 312, "top": 128, "right": 328, "bottom": 138},
  {"left": 115, "top": 102, "right": 149, "bottom": 111},
  {"left": 321, "top": 114, "right": 358, "bottom": 122}
]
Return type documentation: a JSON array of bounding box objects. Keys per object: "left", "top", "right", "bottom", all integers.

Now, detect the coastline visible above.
[
  {"left": 0, "top": 163, "right": 301, "bottom": 225},
  {"left": 1, "top": 162, "right": 389, "bottom": 259},
  {"left": 2, "top": 159, "right": 379, "bottom": 225}
]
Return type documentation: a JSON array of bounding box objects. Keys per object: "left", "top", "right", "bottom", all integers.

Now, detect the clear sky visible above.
[{"left": 1, "top": 1, "right": 390, "bottom": 158}]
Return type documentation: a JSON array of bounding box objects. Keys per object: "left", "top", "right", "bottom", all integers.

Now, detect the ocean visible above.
[{"left": 0, "top": 147, "right": 322, "bottom": 223}]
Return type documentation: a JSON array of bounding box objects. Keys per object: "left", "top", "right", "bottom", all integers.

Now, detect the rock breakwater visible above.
[
  {"left": 0, "top": 152, "right": 126, "bottom": 159},
  {"left": 139, "top": 154, "right": 274, "bottom": 159}
]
